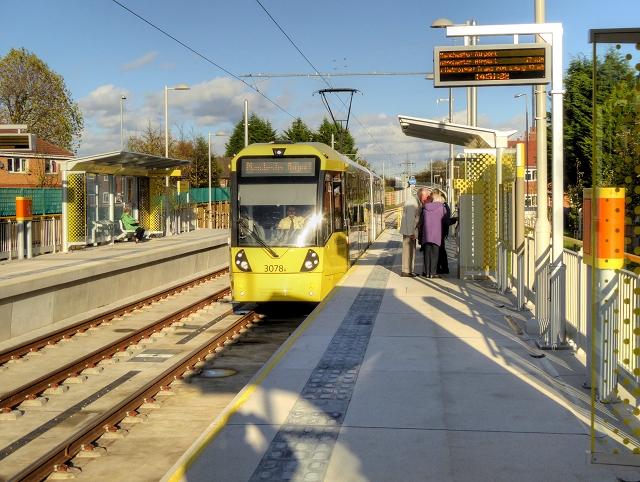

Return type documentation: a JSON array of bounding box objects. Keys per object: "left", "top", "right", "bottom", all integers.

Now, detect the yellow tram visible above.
[{"left": 230, "top": 141, "right": 384, "bottom": 302}]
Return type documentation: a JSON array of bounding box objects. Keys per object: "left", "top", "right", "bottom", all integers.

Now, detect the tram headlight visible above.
[
  {"left": 234, "top": 249, "right": 252, "bottom": 272},
  {"left": 300, "top": 249, "right": 319, "bottom": 272}
]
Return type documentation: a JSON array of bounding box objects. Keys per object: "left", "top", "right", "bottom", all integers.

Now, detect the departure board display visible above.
[
  {"left": 240, "top": 158, "right": 316, "bottom": 177},
  {"left": 434, "top": 44, "right": 551, "bottom": 87}
]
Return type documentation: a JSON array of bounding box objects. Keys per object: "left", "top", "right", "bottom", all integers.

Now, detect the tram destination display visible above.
[
  {"left": 434, "top": 43, "right": 551, "bottom": 87},
  {"left": 241, "top": 158, "right": 316, "bottom": 177}
]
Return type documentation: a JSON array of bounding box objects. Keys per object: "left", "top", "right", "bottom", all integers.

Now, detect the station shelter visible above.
[
  {"left": 58, "top": 151, "right": 190, "bottom": 252},
  {"left": 398, "top": 115, "right": 518, "bottom": 279}
]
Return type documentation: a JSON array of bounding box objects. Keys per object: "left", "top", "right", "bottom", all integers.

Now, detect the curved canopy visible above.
[
  {"left": 62, "top": 151, "right": 190, "bottom": 177},
  {"left": 398, "top": 115, "right": 516, "bottom": 149}
]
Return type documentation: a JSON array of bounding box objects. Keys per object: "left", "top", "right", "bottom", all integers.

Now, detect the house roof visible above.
[{"left": 0, "top": 123, "right": 74, "bottom": 158}]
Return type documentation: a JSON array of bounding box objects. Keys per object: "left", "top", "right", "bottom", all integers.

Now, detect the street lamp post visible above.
[
  {"left": 164, "top": 84, "right": 190, "bottom": 236},
  {"left": 515, "top": 93, "right": 529, "bottom": 211},
  {"left": 207, "top": 132, "right": 227, "bottom": 228},
  {"left": 120, "top": 95, "right": 126, "bottom": 150},
  {"left": 431, "top": 18, "right": 477, "bottom": 127},
  {"left": 437, "top": 93, "right": 455, "bottom": 202}
]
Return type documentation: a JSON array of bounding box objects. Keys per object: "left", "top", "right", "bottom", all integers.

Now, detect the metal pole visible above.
[
  {"left": 61, "top": 166, "right": 68, "bottom": 253},
  {"left": 120, "top": 95, "right": 126, "bottom": 150},
  {"left": 244, "top": 100, "right": 249, "bottom": 147},
  {"left": 208, "top": 133, "right": 212, "bottom": 228},
  {"left": 448, "top": 87, "right": 454, "bottom": 203},
  {"left": 549, "top": 11, "right": 567, "bottom": 347},
  {"left": 165, "top": 86, "right": 171, "bottom": 237},
  {"left": 469, "top": 19, "right": 477, "bottom": 127},
  {"left": 532, "top": 0, "right": 551, "bottom": 340}
]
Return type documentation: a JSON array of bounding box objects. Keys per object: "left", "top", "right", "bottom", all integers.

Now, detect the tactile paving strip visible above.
[{"left": 248, "top": 241, "right": 396, "bottom": 481}]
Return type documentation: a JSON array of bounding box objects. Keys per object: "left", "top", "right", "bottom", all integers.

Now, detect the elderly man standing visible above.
[{"left": 399, "top": 184, "right": 427, "bottom": 277}]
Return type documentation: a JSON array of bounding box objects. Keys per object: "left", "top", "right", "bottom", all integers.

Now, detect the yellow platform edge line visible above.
[{"left": 165, "top": 235, "right": 386, "bottom": 482}]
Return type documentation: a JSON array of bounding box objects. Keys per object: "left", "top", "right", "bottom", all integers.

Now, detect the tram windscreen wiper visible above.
[{"left": 238, "top": 217, "right": 279, "bottom": 258}]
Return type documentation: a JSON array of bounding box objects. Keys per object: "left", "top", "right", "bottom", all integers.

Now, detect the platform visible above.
[
  {"left": 0, "top": 229, "right": 229, "bottom": 344},
  {"left": 162, "top": 228, "right": 621, "bottom": 482}
]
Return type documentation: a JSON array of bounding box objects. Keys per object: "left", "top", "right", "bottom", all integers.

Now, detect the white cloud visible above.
[{"left": 120, "top": 52, "right": 158, "bottom": 72}]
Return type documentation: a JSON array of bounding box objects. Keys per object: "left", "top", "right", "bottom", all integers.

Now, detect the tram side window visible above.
[
  {"left": 322, "top": 175, "right": 333, "bottom": 244},
  {"left": 333, "top": 172, "right": 344, "bottom": 231}
]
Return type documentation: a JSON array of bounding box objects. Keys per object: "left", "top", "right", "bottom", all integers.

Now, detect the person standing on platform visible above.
[
  {"left": 399, "top": 184, "right": 427, "bottom": 277},
  {"left": 417, "top": 192, "right": 449, "bottom": 278},
  {"left": 432, "top": 189, "right": 458, "bottom": 275}
]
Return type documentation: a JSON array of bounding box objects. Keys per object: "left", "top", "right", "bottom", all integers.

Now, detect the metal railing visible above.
[{"left": 0, "top": 216, "right": 62, "bottom": 260}]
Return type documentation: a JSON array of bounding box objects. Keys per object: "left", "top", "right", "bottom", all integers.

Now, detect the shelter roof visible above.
[
  {"left": 61, "top": 151, "right": 190, "bottom": 177},
  {"left": 398, "top": 115, "right": 516, "bottom": 149}
]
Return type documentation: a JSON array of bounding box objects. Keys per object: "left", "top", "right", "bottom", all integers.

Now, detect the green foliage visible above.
[
  {"left": 125, "top": 122, "right": 222, "bottom": 188},
  {"left": 125, "top": 120, "right": 166, "bottom": 156},
  {"left": 0, "top": 48, "right": 84, "bottom": 153},
  {"left": 562, "top": 49, "right": 634, "bottom": 191},
  {"left": 561, "top": 47, "right": 640, "bottom": 244},
  {"left": 224, "top": 113, "right": 277, "bottom": 157},
  {"left": 281, "top": 117, "right": 314, "bottom": 142}
]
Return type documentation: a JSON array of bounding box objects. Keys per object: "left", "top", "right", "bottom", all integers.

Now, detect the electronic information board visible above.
[
  {"left": 241, "top": 158, "right": 316, "bottom": 177},
  {"left": 434, "top": 43, "right": 551, "bottom": 87}
]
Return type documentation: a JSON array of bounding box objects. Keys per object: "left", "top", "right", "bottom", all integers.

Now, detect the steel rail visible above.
[
  {"left": 12, "top": 310, "right": 259, "bottom": 482},
  {"left": 0, "top": 285, "right": 231, "bottom": 411},
  {"left": 0, "top": 267, "right": 229, "bottom": 366}
]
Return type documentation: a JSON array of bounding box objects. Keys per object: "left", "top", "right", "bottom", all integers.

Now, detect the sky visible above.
[{"left": 3, "top": 0, "right": 640, "bottom": 178}]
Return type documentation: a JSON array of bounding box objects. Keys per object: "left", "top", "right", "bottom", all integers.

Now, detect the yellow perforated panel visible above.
[{"left": 67, "top": 173, "right": 86, "bottom": 243}]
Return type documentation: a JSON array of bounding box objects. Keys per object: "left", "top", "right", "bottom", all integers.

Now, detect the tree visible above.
[
  {"left": 125, "top": 120, "right": 166, "bottom": 156},
  {"left": 313, "top": 118, "right": 361, "bottom": 161},
  {"left": 0, "top": 48, "right": 83, "bottom": 153},
  {"left": 561, "top": 48, "right": 639, "bottom": 238},
  {"left": 281, "top": 117, "right": 314, "bottom": 142},
  {"left": 224, "top": 113, "right": 277, "bottom": 157},
  {"left": 126, "top": 123, "right": 222, "bottom": 188},
  {"left": 561, "top": 48, "right": 634, "bottom": 190}
]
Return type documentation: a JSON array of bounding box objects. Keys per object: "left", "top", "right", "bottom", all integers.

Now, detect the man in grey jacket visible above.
[{"left": 399, "top": 185, "right": 428, "bottom": 277}]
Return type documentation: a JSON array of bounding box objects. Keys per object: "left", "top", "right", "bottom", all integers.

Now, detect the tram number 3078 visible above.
[{"left": 264, "top": 265, "right": 286, "bottom": 273}]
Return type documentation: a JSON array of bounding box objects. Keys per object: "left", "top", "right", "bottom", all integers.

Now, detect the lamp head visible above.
[
  {"left": 514, "top": 93, "right": 525, "bottom": 98},
  {"left": 431, "top": 18, "right": 454, "bottom": 28},
  {"left": 174, "top": 84, "right": 190, "bottom": 90},
  {"left": 121, "top": 95, "right": 126, "bottom": 100}
]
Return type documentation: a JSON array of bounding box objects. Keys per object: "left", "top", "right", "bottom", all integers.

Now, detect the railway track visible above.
[
  {"left": 11, "top": 309, "right": 261, "bottom": 482},
  {"left": 0, "top": 267, "right": 229, "bottom": 367}
]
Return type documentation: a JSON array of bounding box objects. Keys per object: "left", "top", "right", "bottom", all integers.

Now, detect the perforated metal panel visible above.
[
  {"left": 149, "top": 177, "right": 165, "bottom": 232},
  {"left": 67, "top": 173, "right": 86, "bottom": 244},
  {"left": 457, "top": 151, "right": 497, "bottom": 275}
]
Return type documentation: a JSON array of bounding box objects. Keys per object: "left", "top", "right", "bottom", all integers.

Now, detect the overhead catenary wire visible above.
[
  {"left": 255, "top": 0, "right": 395, "bottom": 165},
  {"left": 110, "top": 0, "right": 295, "bottom": 119}
]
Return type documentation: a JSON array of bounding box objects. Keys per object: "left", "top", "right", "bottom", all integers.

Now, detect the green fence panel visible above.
[
  {"left": 0, "top": 188, "right": 62, "bottom": 216},
  {"left": 0, "top": 187, "right": 228, "bottom": 216},
  {"left": 187, "top": 187, "right": 230, "bottom": 203}
]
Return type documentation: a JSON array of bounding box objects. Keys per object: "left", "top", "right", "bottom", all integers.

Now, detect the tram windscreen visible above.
[{"left": 237, "top": 182, "right": 318, "bottom": 248}]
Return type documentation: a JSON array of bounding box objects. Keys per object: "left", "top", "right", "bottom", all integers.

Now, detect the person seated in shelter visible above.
[
  {"left": 120, "top": 207, "right": 145, "bottom": 244},
  {"left": 276, "top": 205, "right": 306, "bottom": 231}
]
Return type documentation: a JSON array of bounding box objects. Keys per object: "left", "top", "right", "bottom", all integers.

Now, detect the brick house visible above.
[{"left": 0, "top": 124, "right": 74, "bottom": 188}]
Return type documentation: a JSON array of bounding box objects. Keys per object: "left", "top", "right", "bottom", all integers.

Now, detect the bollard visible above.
[
  {"left": 16, "top": 197, "right": 32, "bottom": 259},
  {"left": 583, "top": 187, "right": 625, "bottom": 402}
]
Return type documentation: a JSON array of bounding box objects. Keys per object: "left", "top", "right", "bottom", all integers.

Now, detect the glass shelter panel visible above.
[{"left": 589, "top": 32, "right": 640, "bottom": 465}]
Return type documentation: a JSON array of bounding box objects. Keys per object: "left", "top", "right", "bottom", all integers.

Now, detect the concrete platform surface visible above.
[
  {"left": 161, "top": 229, "right": 621, "bottom": 482},
  {"left": 0, "top": 229, "right": 229, "bottom": 343}
]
